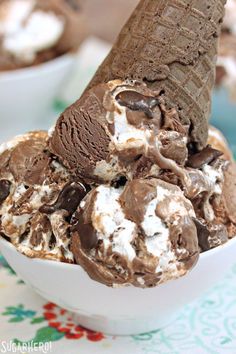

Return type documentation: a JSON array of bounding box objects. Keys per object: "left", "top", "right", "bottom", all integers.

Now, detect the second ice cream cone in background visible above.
[
  {"left": 0, "top": 0, "right": 86, "bottom": 70},
  {"left": 87, "top": 0, "right": 226, "bottom": 149}
]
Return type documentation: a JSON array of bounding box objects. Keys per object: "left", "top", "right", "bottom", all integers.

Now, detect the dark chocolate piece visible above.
[
  {"left": 116, "top": 91, "right": 159, "bottom": 118},
  {"left": 40, "top": 182, "right": 87, "bottom": 215},
  {"left": 0, "top": 180, "right": 11, "bottom": 204},
  {"left": 187, "top": 145, "right": 223, "bottom": 169}
]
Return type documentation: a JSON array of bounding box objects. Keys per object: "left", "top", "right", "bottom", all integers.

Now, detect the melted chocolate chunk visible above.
[
  {"left": 116, "top": 91, "right": 160, "bottom": 118},
  {"left": 193, "top": 218, "right": 210, "bottom": 251},
  {"left": 71, "top": 212, "right": 98, "bottom": 250},
  {"left": 0, "top": 180, "right": 11, "bottom": 204},
  {"left": 111, "top": 176, "right": 127, "bottom": 189},
  {"left": 49, "top": 234, "right": 57, "bottom": 250},
  {"left": 187, "top": 145, "right": 223, "bottom": 169},
  {"left": 187, "top": 142, "right": 199, "bottom": 155},
  {"left": 40, "top": 182, "right": 87, "bottom": 215},
  {"left": 19, "top": 228, "right": 30, "bottom": 244}
]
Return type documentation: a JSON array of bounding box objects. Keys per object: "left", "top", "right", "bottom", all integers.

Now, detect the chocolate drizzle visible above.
[
  {"left": 187, "top": 145, "right": 223, "bottom": 169},
  {"left": 39, "top": 182, "right": 87, "bottom": 215},
  {"left": 116, "top": 90, "right": 160, "bottom": 118},
  {"left": 0, "top": 180, "right": 11, "bottom": 204}
]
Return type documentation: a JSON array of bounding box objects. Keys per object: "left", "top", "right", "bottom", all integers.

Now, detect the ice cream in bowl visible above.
[
  {"left": 0, "top": 0, "right": 236, "bottom": 336},
  {"left": 0, "top": 0, "right": 86, "bottom": 140}
]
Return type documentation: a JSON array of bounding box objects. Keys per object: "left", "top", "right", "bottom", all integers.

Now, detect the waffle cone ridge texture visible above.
[{"left": 87, "top": 0, "right": 226, "bottom": 148}]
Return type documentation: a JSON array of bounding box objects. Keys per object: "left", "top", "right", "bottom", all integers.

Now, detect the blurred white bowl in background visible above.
[
  {"left": 0, "top": 236, "right": 236, "bottom": 336},
  {"left": 0, "top": 54, "right": 76, "bottom": 142}
]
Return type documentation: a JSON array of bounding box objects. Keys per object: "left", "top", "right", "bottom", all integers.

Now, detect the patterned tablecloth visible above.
[
  {"left": 0, "top": 38, "right": 236, "bottom": 354},
  {"left": 0, "top": 255, "right": 236, "bottom": 354}
]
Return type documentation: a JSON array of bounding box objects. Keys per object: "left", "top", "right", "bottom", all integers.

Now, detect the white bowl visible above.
[
  {"left": 0, "top": 54, "right": 75, "bottom": 142},
  {"left": 0, "top": 236, "right": 236, "bottom": 336}
]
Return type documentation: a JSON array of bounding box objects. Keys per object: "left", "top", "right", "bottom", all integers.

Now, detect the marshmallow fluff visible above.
[
  {"left": 142, "top": 183, "right": 196, "bottom": 277},
  {"left": 94, "top": 93, "right": 154, "bottom": 181},
  {"left": 0, "top": 0, "right": 34, "bottom": 35},
  {"left": 87, "top": 80, "right": 187, "bottom": 182},
  {"left": 92, "top": 186, "right": 136, "bottom": 262},
  {"left": 112, "top": 105, "right": 151, "bottom": 152}
]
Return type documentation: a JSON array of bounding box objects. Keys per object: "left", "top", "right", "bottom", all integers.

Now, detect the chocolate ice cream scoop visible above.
[
  {"left": 71, "top": 179, "right": 199, "bottom": 288},
  {"left": 49, "top": 79, "right": 228, "bottom": 221},
  {"left": 49, "top": 80, "right": 189, "bottom": 183},
  {"left": 0, "top": 131, "right": 87, "bottom": 262}
]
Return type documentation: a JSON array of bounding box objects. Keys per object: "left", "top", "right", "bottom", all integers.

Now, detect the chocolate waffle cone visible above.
[{"left": 87, "top": 0, "right": 226, "bottom": 149}]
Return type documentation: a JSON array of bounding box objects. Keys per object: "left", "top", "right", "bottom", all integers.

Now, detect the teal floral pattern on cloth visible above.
[
  {"left": 2, "top": 304, "right": 36, "bottom": 322},
  {"left": 0, "top": 255, "right": 236, "bottom": 353},
  {"left": 0, "top": 254, "right": 16, "bottom": 275}
]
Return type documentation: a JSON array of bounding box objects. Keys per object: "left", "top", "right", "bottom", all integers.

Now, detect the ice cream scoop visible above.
[
  {"left": 0, "top": 0, "right": 85, "bottom": 70},
  {"left": 49, "top": 80, "right": 228, "bottom": 220},
  {"left": 49, "top": 79, "right": 189, "bottom": 184},
  {"left": 71, "top": 179, "right": 199, "bottom": 288},
  {"left": 0, "top": 131, "right": 87, "bottom": 262}
]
